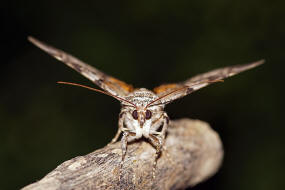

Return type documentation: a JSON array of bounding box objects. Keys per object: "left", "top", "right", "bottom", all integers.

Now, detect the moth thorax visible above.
[{"left": 124, "top": 88, "right": 159, "bottom": 107}]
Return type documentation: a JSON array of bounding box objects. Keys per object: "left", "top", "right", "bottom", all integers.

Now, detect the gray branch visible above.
[{"left": 22, "top": 119, "right": 223, "bottom": 190}]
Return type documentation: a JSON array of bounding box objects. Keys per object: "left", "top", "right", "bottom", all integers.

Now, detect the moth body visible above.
[{"left": 119, "top": 88, "right": 167, "bottom": 140}]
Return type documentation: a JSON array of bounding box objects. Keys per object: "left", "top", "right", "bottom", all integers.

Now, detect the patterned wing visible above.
[
  {"left": 28, "top": 36, "right": 133, "bottom": 97},
  {"left": 153, "top": 60, "right": 264, "bottom": 105}
]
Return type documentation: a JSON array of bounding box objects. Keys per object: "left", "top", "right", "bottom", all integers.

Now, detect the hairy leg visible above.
[
  {"left": 148, "top": 134, "right": 164, "bottom": 179},
  {"left": 119, "top": 131, "right": 129, "bottom": 180},
  {"left": 110, "top": 113, "right": 125, "bottom": 144},
  {"left": 148, "top": 116, "right": 169, "bottom": 178}
]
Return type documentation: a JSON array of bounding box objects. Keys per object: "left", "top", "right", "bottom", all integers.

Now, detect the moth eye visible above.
[
  {"left": 132, "top": 110, "right": 138, "bottom": 120},
  {"left": 145, "top": 110, "right": 152, "bottom": 120}
]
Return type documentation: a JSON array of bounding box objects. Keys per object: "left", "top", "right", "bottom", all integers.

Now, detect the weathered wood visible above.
[{"left": 22, "top": 118, "right": 223, "bottom": 190}]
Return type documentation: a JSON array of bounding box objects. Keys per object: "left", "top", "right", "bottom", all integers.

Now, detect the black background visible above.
[{"left": 1, "top": 1, "right": 284, "bottom": 189}]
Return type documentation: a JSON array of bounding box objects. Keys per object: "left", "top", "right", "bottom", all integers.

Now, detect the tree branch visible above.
[{"left": 22, "top": 118, "right": 223, "bottom": 190}]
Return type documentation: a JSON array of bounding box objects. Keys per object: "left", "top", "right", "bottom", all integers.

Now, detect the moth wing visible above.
[
  {"left": 153, "top": 60, "right": 264, "bottom": 105},
  {"left": 28, "top": 36, "right": 133, "bottom": 97}
]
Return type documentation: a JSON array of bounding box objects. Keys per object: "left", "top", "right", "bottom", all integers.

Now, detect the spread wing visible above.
[
  {"left": 153, "top": 60, "right": 264, "bottom": 105},
  {"left": 28, "top": 36, "right": 134, "bottom": 97}
]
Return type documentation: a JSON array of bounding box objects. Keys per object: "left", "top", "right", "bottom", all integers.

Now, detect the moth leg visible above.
[
  {"left": 151, "top": 113, "right": 169, "bottom": 133},
  {"left": 110, "top": 129, "right": 121, "bottom": 144},
  {"left": 160, "top": 114, "right": 169, "bottom": 139},
  {"left": 162, "top": 145, "right": 175, "bottom": 165},
  {"left": 157, "top": 116, "right": 170, "bottom": 161},
  {"left": 148, "top": 134, "right": 164, "bottom": 179},
  {"left": 149, "top": 115, "right": 169, "bottom": 178},
  {"left": 109, "top": 113, "right": 125, "bottom": 144},
  {"left": 120, "top": 132, "right": 129, "bottom": 169},
  {"left": 119, "top": 131, "right": 129, "bottom": 180},
  {"left": 110, "top": 128, "right": 122, "bottom": 144}
]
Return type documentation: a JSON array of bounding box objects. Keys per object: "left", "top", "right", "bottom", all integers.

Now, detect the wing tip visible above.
[
  {"left": 27, "top": 36, "right": 46, "bottom": 50},
  {"left": 242, "top": 59, "right": 265, "bottom": 71},
  {"left": 27, "top": 35, "right": 34, "bottom": 42},
  {"left": 27, "top": 36, "right": 59, "bottom": 57},
  {"left": 254, "top": 59, "right": 265, "bottom": 66},
  {"left": 27, "top": 36, "right": 39, "bottom": 45}
]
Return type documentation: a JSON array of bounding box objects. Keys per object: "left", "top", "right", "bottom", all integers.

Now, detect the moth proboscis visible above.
[{"left": 28, "top": 36, "right": 264, "bottom": 180}]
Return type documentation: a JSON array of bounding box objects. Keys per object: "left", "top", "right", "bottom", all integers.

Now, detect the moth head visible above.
[
  {"left": 121, "top": 88, "right": 165, "bottom": 127},
  {"left": 130, "top": 108, "right": 151, "bottom": 126}
]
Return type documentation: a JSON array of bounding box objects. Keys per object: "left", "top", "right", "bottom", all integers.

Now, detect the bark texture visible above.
[{"left": 22, "top": 118, "right": 223, "bottom": 190}]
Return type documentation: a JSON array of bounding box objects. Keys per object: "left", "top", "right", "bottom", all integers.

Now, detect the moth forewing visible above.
[
  {"left": 153, "top": 60, "right": 264, "bottom": 105},
  {"left": 28, "top": 36, "right": 134, "bottom": 97}
]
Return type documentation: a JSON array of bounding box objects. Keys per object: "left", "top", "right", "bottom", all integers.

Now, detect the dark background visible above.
[{"left": 1, "top": 1, "right": 284, "bottom": 189}]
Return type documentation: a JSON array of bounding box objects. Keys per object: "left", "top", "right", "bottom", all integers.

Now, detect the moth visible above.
[{"left": 28, "top": 36, "right": 264, "bottom": 179}]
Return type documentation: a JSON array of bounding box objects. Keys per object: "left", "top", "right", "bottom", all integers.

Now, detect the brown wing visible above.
[
  {"left": 153, "top": 60, "right": 264, "bottom": 105},
  {"left": 28, "top": 36, "right": 133, "bottom": 97}
]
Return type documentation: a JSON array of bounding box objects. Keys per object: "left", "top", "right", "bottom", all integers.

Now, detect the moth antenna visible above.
[
  {"left": 57, "top": 81, "right": 136, "bottom": 107},
  {"left": 146, "top": 79, "right": 224, "bottom": 108}
]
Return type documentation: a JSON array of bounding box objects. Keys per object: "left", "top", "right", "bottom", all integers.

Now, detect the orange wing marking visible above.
[
  {"left": 108, "top": 77, "right": 134, "bottom": 93},
  {"left": 153, "top": 84, "right": 181, "bottom": 95}
]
